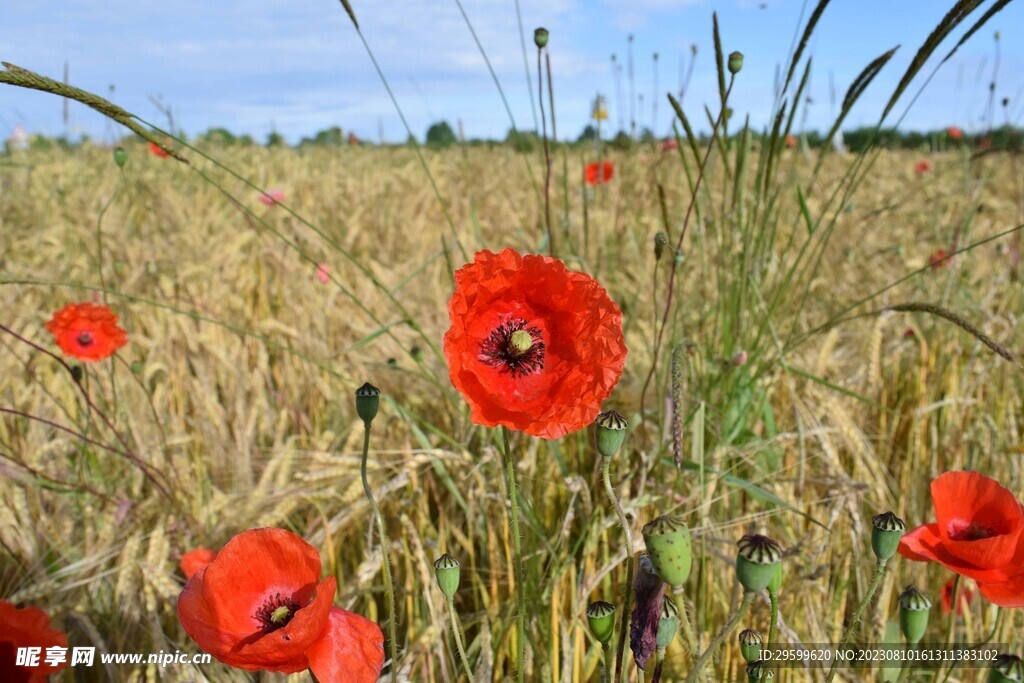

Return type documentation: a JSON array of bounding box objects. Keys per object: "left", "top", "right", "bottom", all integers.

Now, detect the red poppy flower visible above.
[
  {"left": 928, "top": 249, "right": 950, "bottom": 269},
  {"left": 348, "top": 132, "right": 360, "bottom": 145},
  {"left": 948, "top": 126, "right": 964, "bottom": 141},
  {"left": 149, "top": 141, "right": 171, "bottom": 158},
  {"left": 45, "top": 303, "right": 128, "bottom": 362},
  {"left": 661, "top": 139, "right": 679, "bottom": 152},
  {"left": 915, "top": 160, "right": 932, "bottom": 176},
  {"left": 177, "top": 528, "right": 384, "bottom": 681},
  {"left": 180, "top": 547, "right": 217, "bottom": 580},
  {"left": 0, "top": 600, "right": 69, "bottom": 682},
  {"left": 585, "top": 161, "right": 615, "bottom": 186},
  {"left": 444, "top": 248, "right": 627, "bottom": 439},
  {"left": 898, "top": 471, "right": 1024, "bottom": 607},
  {"left": 940, "top": 577, "right": 976, "bottom": 616},
  {"left": 785, "top": 134, "right": 797, "bottom": 149}
]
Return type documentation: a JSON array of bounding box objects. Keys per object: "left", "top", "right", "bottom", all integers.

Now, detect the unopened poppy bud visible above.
[
  {"left": 746, "top": 660, "right": 774, "bottom": 680},
  {"left": 731, "top": 350, "right": 749, "bottom": 367},
  {"left": 355, "top": 382, "right": 380, "bottom": 425},
  {"left": 871, "top": 511, "right": 905, "bottom": 563},
  {"left": 642, "top": 514, "right": 692, "bottom": 588},
  {"left": 534, "top": 27, "right": 549, "bottom": 49},
  {"left": 655, "top": 596, "right": 679, "bottom": 650},
  {"left": 70, "top": 364, "right": 84, "bottom": 383},
  {"left": 898, "top": 585, "right": 931, "bottom": 644},
  {"left": 114, "top": 146, "right": 127, "bottom": 167},
  {"left": 736, "top": 535, "right": 783, "bottom": 593},
  {"left": 739, "top": 628, "right": 762, "bottom": 663},
  {"left": 433, "top": 553, "right": 460, "bottom": 598},
  {"left": 586, "top": 601, "right": 616, "bottom": 644},
  {"left": 728, "top": 51, "right": 744, "bottom": 74},
  {"left": 990, "top": 654, "right": 1024, "bottom": 682},
  {"left": 595, "top": 409, "right": 628, "bottom": 457},
  {"left": 654, "top": 232, "right": 668, "bottom": 261}
]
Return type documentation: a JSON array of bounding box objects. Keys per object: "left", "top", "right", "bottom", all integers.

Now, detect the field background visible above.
[{"left": 1, "top": 139, "right": 1023, "bottom": 682}]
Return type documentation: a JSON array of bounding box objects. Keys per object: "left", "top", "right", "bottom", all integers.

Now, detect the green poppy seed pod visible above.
[
  {"left": 767, "top": 561, "right": 783, "bottom": 594},
  {"left": 746, "top": 660, "right": 774, "bottom": 680},
  {"left": 654, "top": 232, "right": 668, "bottom": 261},
  {"left": 586, "top": 601, "right": 616, "bottom": 644},
  {"left": 114, "top": 146, "right": 127, "bottom": 167},
  {"left": 534, "top": 27, "right": 549, "bottom": 49},
  {"left": 655, "top": 596, "right": 679, "bottom": 650},
  {"left": 898, "top": 585, "right": 931, "bottom": 644},
  {"left": 642, "top": 515, "right": 692, "bottom": 588},
  {"left": 871, "top": 511, "right": 906, "bottom": 563},
  {"left": 735, "top": 535, "right": 783, "bottom": 593},
  {"left": 739, "top": 628, "right": 763, "bottom": 663},
  {"left": 595, "top": 410, "right": 628, "bottom": 458},
  {"left": 990, "top": 654, "right": 1024, "bottom": 682},
  {"left": 355, "top": 382, "right": 380, "bottom": 425},
  {"left": 433, "top": 553, "right": 461, "bottom": 598},
  {"left": 728, "top": 51, "right": 744, "bottom": 75}
]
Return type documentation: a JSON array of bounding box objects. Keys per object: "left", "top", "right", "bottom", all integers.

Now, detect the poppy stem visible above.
[
  {"left": 603, "top": 456, "right": 635, "bottom": 683},
  {"left": 361, "top": 423, "right": 398, "bottom": 683},
  {"left": 651, "top": 647, "right": 666, "bottom": 683},
  {"left": 684, "top": 590, "right": 754, "bottom": 683},
  {"left": 937, "top": 575, "right": 960, "bottom": 683},
  {"left": 499, "top": 426, "right": 527, "bottom": 683},
  {"left": 601, "top": 642, "right": 612, "bottom": 683},
  {"left": 537, "top": 42, "right": 554, "bottom": 257},
  {"left": 824, "top": 559, "right": 887, "bottom": 683},
  {"left": 768, "top": 587, "right": 779, "bottom": 647},
  {"left": 446, "top": 595, "right": 474, "bottom": 681}
]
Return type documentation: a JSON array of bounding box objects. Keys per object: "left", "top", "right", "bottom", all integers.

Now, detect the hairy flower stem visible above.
[
  {"left": 537, "top": 44, "right": 554, "bottom": 257},
  {"left": 651, "top": 648, "right": 667, "bottom": 683},
  {"left": 768, "top": 588, "right": 779, "bottom": 647},
  {"left": 603, "top": 457, "right": 635, "bottom": 683},
  {"left": 361, "top": 424, "right": 398, "bottom": 683},
  {"left": 446, "top": 596, "right": 474, "bottom": 681},
  {"left": 685, "top": 591, "right": 754, "bottom": 683},
  {"left": 824, "top": 559, "right": 887, "bottom": 683},
  {"left": 602, "top": 642, "right": 612, "bottom": 683},
  {"left": 500, "top": 426, "right": 527, "bottom": 683}
]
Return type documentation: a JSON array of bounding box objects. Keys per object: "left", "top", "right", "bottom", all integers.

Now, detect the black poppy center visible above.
[
  {"left": 480, "top": 317, "right": 545, "bottom": 376},
  {"left": 77, "top": 331, "right": 94, "bottom": 347},
  {"left": 948, "top": 520, "right": 996, "bottom": 542},
  {"left": 255, "top": 593, "right": 301, "bottom": 632}
]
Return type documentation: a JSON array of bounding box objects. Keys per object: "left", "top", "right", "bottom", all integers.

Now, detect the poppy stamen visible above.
[
  {"left": 948, "top": 520, "right": 996, "bottom": 541},
  {"left": 255, "top": 593, "right": 301, "bottom": 632},
  {"left": 480, "top": 318, "right": 545, "bottom": 375},
  {"left": 77, "top": 331, "right": 94, "bottom": 347}
]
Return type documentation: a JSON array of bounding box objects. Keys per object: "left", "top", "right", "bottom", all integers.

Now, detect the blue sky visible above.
[{"left": 2, "top": 0, "right": 1023, "bottom": 143}]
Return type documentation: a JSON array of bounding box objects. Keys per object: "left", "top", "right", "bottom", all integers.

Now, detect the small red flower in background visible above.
[
  {"left": 178, "top": 528, "right": 383, "bottom": 681},
  {"left": 444, "top": 249, "right": 627, "bottom": 439},
  {"left": 941, "top": 578, "right": 976, "bottom": 616},
  {"left": 149, "top": 141, "right": 171, "bottom": 158},
  {"left": 785, "top": 134, "right": 797, "bottom": 149},
  {"left": 928, "top": 249, "right": 950, "bottom": 269},
  {"left": 661, "top": 138, "right": 678, "bottom": 152},
  {"left": 316, "top": 263, "right": 330, "bottom": 284},
  {"left": 45, "top": 303, "right": 127, "bottom": 362},
  {"left": 948, "top": 126, "right": 964, "bottom": 141},
  {"left": 258, "top": 190, "right": 285, "bottom": 207},
  {"left": 980, "top": 137, "right": 992, "bottom": 150},
  {"left": 0, "top": 600, "right": 69, "bottom": 682},
  {"left": 914, "top": 160, "right": 932, "bottom": 176},
  {"left": 180, "top": 547, "right": 217, "bottom": 580},
  {"left": 348, "top": 132, "right": 360, "bottom": 145},
  {"left": 899, "top": 471, "right": 1024, "bottom": 608},
  {"left": 585, "top": 161, "right": 615, "bottom": 186}
]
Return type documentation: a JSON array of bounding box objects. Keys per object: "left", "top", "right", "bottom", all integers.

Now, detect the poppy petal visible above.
[
  {"left": 0, "top": 600, "right": 69, "bottom": 681},
  {"left": 976, "top": 574, "right": 1024, "bottom": 608},
  {"left": 898, "top": 523, "right": 1012, "bottom": 583},
  {"left": 180, "top": 548, "right": 217, "bottom": 580},
  {"left": 307, "top": 607, "right": 385, "bottom": 683}
]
